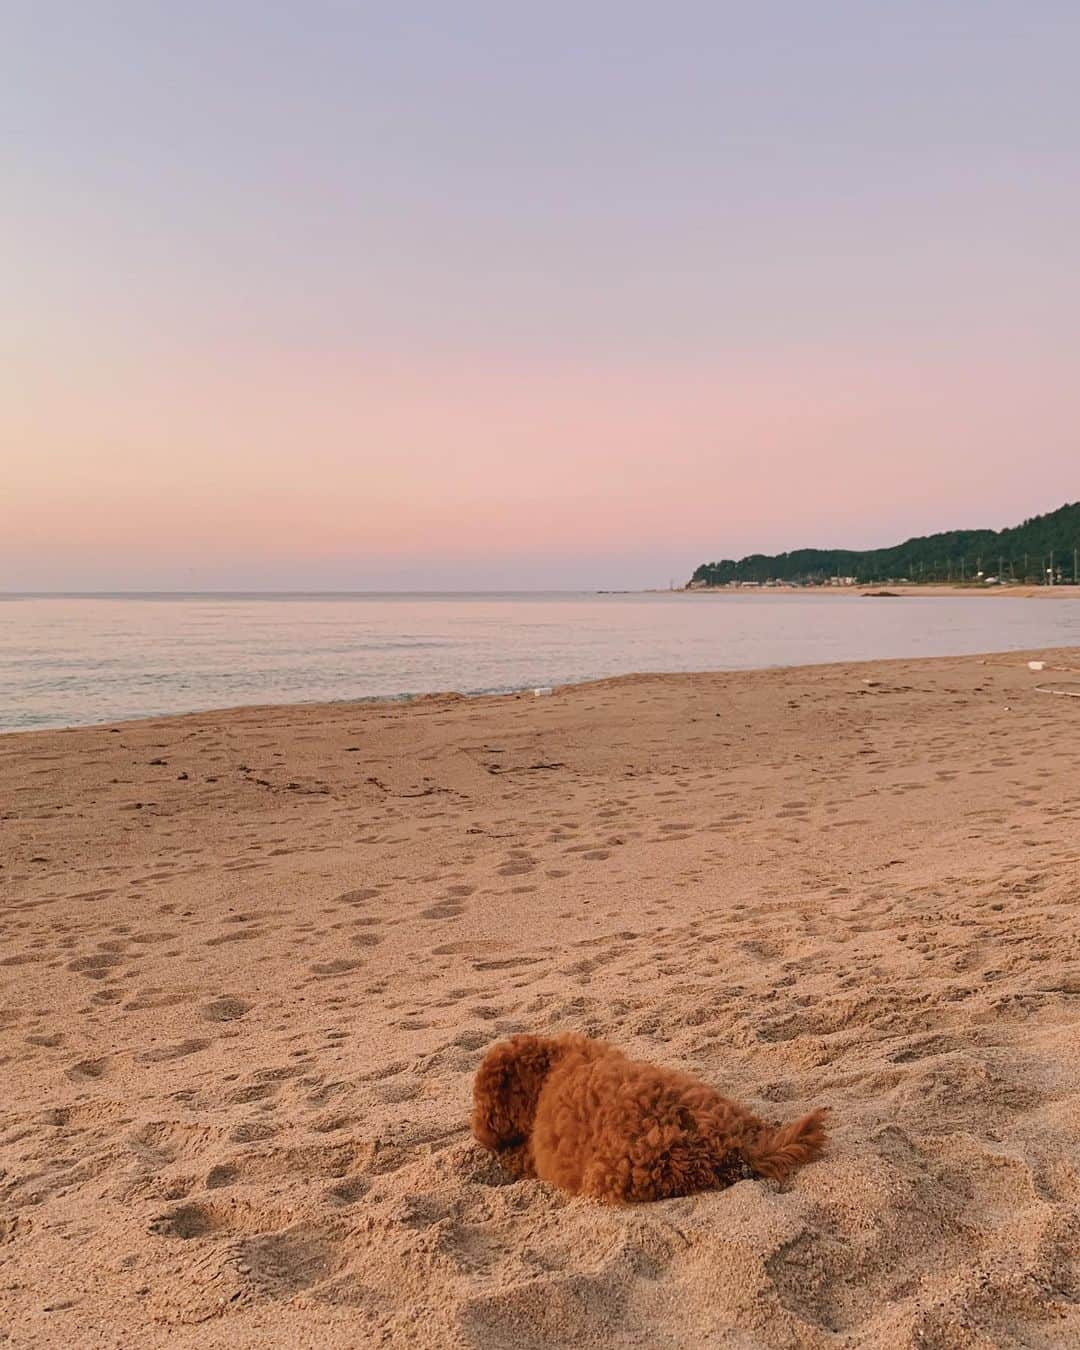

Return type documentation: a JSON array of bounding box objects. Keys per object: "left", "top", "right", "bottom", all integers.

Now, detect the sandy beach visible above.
[{"left": 2, "top": 650, "right": 1079, "bottom": 1348}]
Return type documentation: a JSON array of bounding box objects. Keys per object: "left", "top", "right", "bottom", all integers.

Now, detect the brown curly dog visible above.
[{"left": 472, "top": 1032, "right": 828, "bottom": 1203}]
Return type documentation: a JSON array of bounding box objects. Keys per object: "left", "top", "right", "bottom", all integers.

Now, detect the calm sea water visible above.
[{"left": 2, "top": 591, "right": 1078, "bottom": 734}]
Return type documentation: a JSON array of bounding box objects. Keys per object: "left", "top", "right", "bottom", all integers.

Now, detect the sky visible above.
[{"left": 4, "top": 2, "right": 1079, "bottom": 590}]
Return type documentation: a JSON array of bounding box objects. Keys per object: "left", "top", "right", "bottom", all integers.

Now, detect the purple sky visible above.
[{"left": 5, "top": 3, "right": 1079, "bottom": 589}]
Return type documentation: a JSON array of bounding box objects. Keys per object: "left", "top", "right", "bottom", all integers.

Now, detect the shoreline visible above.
[
  {"left": 4, "top": 647, "right": 1080, "bottom": 1346},
  {"left": 683, "top": 582, "right": 1080, "bottom": 597},
  {"left": 7, "top": 642, "right": 1080, "bottom": 739}
]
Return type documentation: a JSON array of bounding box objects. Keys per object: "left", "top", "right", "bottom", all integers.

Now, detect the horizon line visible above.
[{"left": 0, "top": 587, "right": 667, "bottom": 597}]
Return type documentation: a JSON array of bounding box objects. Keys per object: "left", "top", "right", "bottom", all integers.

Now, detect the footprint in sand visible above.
[
  {"left": 65, "top": 1056, "right": 111, "bottom": 1081},
  {"left": 309, "top": 958, "right": 364, "bottom": 977},
  {"left": 67, "top": 953, "right": 125, "bottom": 979},
  {"left": 137, "top": 1038, "right": 211, "bottom": 1063},
  {"left": 234, "top": 1225, "right": 339, "bottom": 1300},
  {"left": 200, "top": 996, "right": 252, "bottom": 1022},
  {"left": 473, "top": 956, "right": 543, "bottom": 972},
  {"left": 420, "top": 903, "right": 465, "bottom": 920},
  {"left": 150, "top": 1202, "right": 220, "bottom": 1239},
  {"left": 497, "top": 859, "right": 536, "bottom": 877},
  {"left": 335, "top": 888, "right": 380, "bottom": 906},
  {"left": 230, "top": 1120, "right": 279, "bottom": 1143},
  {"left": 326, "top": 1176, "right": 369, "bottom": 1205},
  {"left": 205, "top": 1162, "right": 240, "bottom": 1189},
  {"left": 434, "top": 941, "right": 508, "bottom": 956}
]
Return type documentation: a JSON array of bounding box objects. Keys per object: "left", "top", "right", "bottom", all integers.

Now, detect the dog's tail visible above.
[{"left": 746, "top": 1108, "right": 829, "bottom": 1182}]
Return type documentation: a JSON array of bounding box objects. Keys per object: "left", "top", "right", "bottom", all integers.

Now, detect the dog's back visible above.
[{"left": 473, "top": 1032, "right": 829, "bottom": 1202}]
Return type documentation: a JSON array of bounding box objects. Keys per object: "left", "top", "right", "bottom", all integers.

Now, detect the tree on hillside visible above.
[{"left": 690, "top": 502, "right": 1080, "bottom": 586}]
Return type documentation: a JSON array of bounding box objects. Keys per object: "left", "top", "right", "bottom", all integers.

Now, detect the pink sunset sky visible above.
[{"left": 5, "top": 3, "right": 1079, "bottom": 590}]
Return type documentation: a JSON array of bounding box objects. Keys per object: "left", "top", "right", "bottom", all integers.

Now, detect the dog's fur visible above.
[{"left": 472, "top": 1033, "right": 828, "bottom": 1203}]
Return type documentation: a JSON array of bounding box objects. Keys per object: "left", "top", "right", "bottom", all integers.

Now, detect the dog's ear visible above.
[
  {"left": 471, "top": 1036, "right": 555, "bottom": 1151},
  {"left": 471, "top": 1039, "right": 524, "bottom": 1150}
]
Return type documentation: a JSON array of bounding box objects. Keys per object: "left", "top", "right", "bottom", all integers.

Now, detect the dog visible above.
[{"left": 472, "top": 1032, "right": 827, "bottom": 1203}]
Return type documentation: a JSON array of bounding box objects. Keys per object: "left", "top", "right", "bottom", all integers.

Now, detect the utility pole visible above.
[
  {"left": 1050, "top": 549, "right": 1055, "bottom": 585},
  {"left": 1075, "top": 545, "right": 1078, "bottom": 585}
]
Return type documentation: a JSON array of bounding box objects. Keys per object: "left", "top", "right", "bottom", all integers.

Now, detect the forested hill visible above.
[{"left": 690, "top": 502, "right": 1080, "bottom": 586}]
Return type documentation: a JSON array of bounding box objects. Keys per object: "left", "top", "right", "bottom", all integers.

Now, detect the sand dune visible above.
[{"left": 2, "top": 650, "right": 1080, "bottom": 1346}]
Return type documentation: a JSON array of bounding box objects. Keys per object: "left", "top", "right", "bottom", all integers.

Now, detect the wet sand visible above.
[{"left": 2, "top": 649, "right": 1079, "bottom": 1347}]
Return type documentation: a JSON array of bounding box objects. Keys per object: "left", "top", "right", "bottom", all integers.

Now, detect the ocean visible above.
[{"left": 2, "top": 591, "right": 1078, "bottom": 734}]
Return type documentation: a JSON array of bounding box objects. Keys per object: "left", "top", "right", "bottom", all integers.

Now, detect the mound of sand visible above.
[{"left": 2, "top": 650, "right": 1079, "bottom": 1346}]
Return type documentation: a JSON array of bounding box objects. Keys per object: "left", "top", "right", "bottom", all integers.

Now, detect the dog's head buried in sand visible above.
[{"left": 472, "top": 1032, "right": 828, "bottom": 1203}]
